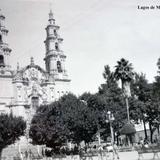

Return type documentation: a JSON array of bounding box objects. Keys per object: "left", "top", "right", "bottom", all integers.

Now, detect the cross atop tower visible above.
[
  {"left": 49, "top": 9, "right": 54, "bottom": 20},
  {"left": 48, "top": 8, "right": 55, "bottom": 25}
]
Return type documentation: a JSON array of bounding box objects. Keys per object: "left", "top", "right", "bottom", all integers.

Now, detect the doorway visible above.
[{"left": 31, "top": 97, "right": 39, "bottom": 109}]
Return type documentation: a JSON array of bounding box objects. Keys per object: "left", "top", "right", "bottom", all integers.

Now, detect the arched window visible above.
[
  {"left": 31, "top": 97, "right": 39, "bottom": 109},
  {"left": 0, "top": 35, "right": 2, "bottom": 43},
  {"left": 0, "top": 55, "right": 4, "bottom": 67},
  {"left": 54, "top": 30, "right": 57, "bottom": 36},
  {"left": 57, "top": 61, "right": 62, "bottom": 73},
  {"left": 55, "top": 42, "right": 59, "bottom": 51}
]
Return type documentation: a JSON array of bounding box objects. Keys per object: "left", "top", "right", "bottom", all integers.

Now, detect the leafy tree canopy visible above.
[
  {"left": 114, "top": 58, "right": 134, "bottom": 83},
  {"left": 30, "top": 93, "right": 102, "bottom": 150},
  {"left": 153, "top": 58, "right": 160, "bottom": 101},
  {"left": 98, "top": 65, "right": 127, "bottom": 136},
  {"left": 0, "top": 113, "right": 26, "bottom": 155},
  {"left": 120, "top": 122, "right": 136, "bottom": 135}
]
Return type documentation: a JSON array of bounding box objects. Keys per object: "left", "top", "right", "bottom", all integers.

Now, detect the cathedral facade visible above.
[{"left": 0, "top": 10, "right": 71, "bottom": 119}]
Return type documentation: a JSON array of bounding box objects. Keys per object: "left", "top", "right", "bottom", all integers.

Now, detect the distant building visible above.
[{"left": 0, "top": 9, "right": 71, "bottom": 119}]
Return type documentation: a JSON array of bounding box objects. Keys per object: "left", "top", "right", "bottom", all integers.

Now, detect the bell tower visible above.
[
  {"left": 44, "top": 10, "right": 68, "bottom": 79},
  {"left": 0, "top": 9, "right": 12, "bottom": 76},
  {"left": 44, "top": 10, "right": 70, "bottom": 100},
  {"left": 0, "top": 10, "right": 13, "bottom": 113}
]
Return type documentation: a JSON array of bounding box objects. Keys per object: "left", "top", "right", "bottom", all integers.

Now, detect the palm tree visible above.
[{"left": 114, "top": 58, "right": 134, "bottom": 122}]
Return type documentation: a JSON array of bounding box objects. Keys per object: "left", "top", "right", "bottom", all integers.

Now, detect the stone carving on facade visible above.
[
  {"left": 28, "top": 68, "right": 38, "bottom": 81},
  {"left": 12, "top": 64, "right": 49, "bottom": 106},
  {"left": 41, "top": 87, "right": 47, "bottom": 102}
]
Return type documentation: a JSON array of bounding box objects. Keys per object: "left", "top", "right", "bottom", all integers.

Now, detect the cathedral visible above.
[{"left": 0, "top": 9, "right": 71, "bottom": 119}]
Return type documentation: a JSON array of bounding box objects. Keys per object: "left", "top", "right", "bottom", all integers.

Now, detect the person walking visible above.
[
  {"left": 20, "top": 152, "right": 24, "bottom": 160},
  {"left": 98, "top": 145, "right": 104, "bottom": 160},
  {"left": 112, "top": 143, "right": 119, "bottom": 160},
  {"left": 79, "top": 147, "right": 86, "bottom": 160}
]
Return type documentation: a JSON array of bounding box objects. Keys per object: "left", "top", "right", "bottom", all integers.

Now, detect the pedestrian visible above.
[
  {"left": 79, "top": 147, "right": 86, "bottom": 160},
  {"left": 20, "top": 152, "right": 24, "bottom": 160},
  {"left": 87, "top": 147, "right": 93, "bottom": 160},
  {"left": 98, "top": 145, "right": 104, "bottom": 160},
  {"left": 24, "top": 150, "right": 28, "bottom": 159},
  {"left": 112, "top": 143, "right": 119, "bottom": 160}
]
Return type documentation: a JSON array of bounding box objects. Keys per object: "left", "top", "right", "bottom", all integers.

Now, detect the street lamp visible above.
[{"left": 106, "top": 111, "right": 115, "bottom": 146}]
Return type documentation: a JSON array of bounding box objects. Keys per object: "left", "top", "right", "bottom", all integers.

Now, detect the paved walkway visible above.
[
  {"left": 2, "top": 151, "right": 160, "bottom": 160},
  {"left": 118, "top": 151, "right": 157, "bottom": 160},
  {"left": 66, "top": 151, "right": 159, "bottom": 160},
  {"left": 78, "top": 151, "right": 159, "bottom": 160}
]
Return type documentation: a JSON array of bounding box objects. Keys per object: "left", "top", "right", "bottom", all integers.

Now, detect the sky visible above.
[{"left": 1, "top": 0, "right": 160, "bottom": 96}]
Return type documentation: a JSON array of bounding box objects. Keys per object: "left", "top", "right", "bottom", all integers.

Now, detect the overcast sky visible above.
[{"left": 1, "top": 0, "right": 160, "bottom": 96}]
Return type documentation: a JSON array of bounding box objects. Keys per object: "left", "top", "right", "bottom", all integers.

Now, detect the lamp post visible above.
[
  {"left": 106, "top": 111, "right": 115, "bottom": 146},
  {"left": 106, "top": 111, "right": 120, "bottom": 160}
]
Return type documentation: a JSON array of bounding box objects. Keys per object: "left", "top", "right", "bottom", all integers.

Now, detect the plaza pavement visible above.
[
  {"left": 2, "top": 150, "right": 159, "bottom": 160},
  {"left": 64, "top": 151, "right": 159, "bottom": 160},
  {"left": 117, "top": 151, "right": 158, "bottom": 160},
  {"left": 78, "top": 151, "right": 159, "bottom": 160}
]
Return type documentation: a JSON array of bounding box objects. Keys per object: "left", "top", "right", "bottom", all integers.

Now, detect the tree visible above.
[
  {"left": 79, "top": 92, "right": 93, "bottom": 102},
  {"left": 129, "top": 98, "right": 148, "bottom": 139},
  {"left": 152, "top": 58, "right": 160, "bottom": 135},
  {"left": 29, "top": 101, "right": 70, "bottom": 152},
  {"left": 145, "top": 100, "right": 159, "bottom": 143},
  {"left": 153, "top": 58, "right": 160, "bottom": 101},
  {"left": 98, "top": 65, "right": 127, "bottom": 144},
  {"left": 130, "top": 73, "right": 150, "bottom": 140},
  {"left": 120, "top": 122, "right": 136, "bottom": 145},
  {"left": 79, "top": 72, "right": 126, "bottom": 145},
  {"left": 144, "top": 58, "right": 160, "bottom": 142},
  {"left": 114, "top": 58, "right": 134, "bottom": 122},
  {"left": 59, "top": 93, "right": 98, "bottom": 144},
  {"left": 130, "top": 72, "right": 160, "bottom": 143},
  {"left": 101, "top": 65, "right": 114, "bottom": 91},
  {"left": 79, "top": 93, "right": 110, "bottom": 145},
  {"left": 30, "top": 93, "right": 100, "bottom": 152},
  {"left": 0, "top": 113, "right": 26, "bottom": 160}
]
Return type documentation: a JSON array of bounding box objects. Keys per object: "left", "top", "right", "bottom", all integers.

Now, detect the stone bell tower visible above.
[
  {"left": 0, "top": 9, "right": 12, "bottom": 76},
  {"left": 0, "top": 9, "right": 13, "bottom": 113},
  {"left": 44, "top": 10, "right": 70, "bottom": 100}
]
